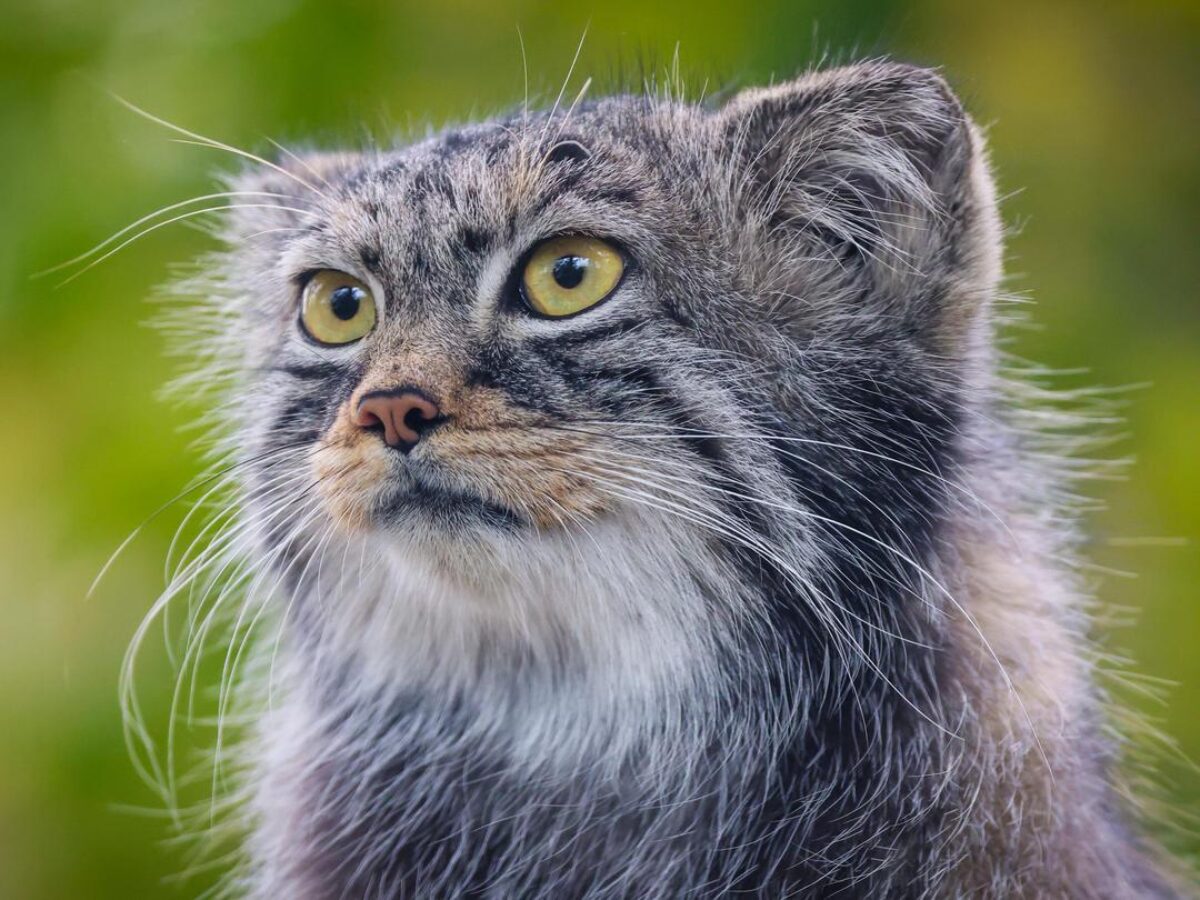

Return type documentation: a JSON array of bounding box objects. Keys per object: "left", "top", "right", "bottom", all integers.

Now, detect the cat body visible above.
[{"left": 159, "top": 62, "right": 1183, "bottom": 897}]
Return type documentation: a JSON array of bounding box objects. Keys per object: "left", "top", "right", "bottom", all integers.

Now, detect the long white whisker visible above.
[
  {"left": 265, "top": 137, "right": 334, "bottom": 192},
  {"left": 55, "top": 203, "right": 315, "bottom": 287},
  {"left": 579, "top": 447, "right": 1044, "bottom": 769},
  {"left": 90, "top": 442, "right": 317, "bottom": 601},
  {"left": 157, "top": 473, "right": 317, "bottom": 808},
  {"left": 111, "top": 94, "right": 330, "bottom": 200},
  {"left": 538, "top": 23, "right": 590, "bottom": 151},
  {"left": 34, "top": 191, "right": 297, "bottom": 278},
  {"left": 575, "top": 467, "right": 953, "bottom": 736},
  {"left": 210, "top": 492, "right": 328, "bottom": 819},
  {"left": 558, "top": 420, "right": 1015, "bottom": 539}
]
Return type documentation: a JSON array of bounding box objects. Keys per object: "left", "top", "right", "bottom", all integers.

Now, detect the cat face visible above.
[
  {"left": 223, "top": 105, "right": 736, "bottom": 558},
  {"left": 211, "top": 63, "right": 998, "bottom": 601}
]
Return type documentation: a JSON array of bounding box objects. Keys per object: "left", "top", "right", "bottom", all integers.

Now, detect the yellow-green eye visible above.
[
  {"left": 520, "top": 236, "right": 625, "bottom": 318},
  {"left": 300, "top": 270, "right": 377, "bottom": 345}
]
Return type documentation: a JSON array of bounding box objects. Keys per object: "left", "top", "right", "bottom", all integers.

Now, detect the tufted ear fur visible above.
[{"left": 718, "top": 62, "right": 1002, "bottom": 358}]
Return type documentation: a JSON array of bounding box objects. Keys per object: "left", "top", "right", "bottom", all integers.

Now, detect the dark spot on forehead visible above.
[
  {"left": 460, "top": 228, "right": 490, "bottom": 254},
  {"left": 378, "top": 159, "right": 408, "bottom": 184},
  {"left": 408, "top": 247, "right": 432, "bottom": 277},
  {"left": 435, "top": 129, "right": 482, "bottom": 157},
  {"left": 359, "top": 247, "right": 382, "bottom": 273},
  {"left": 587, "top": 186, "right": 641, "bottom": 206},
  {"left": 528, "top": 170, "right": 591, "bottom": 218},
  {"left": 484, "top": 134, "right": 512, "bottom": 165},
  {"left": 409, "top": 167, "right": 455, "bottom": 204}
]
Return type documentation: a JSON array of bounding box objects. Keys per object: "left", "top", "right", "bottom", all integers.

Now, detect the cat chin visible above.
[
  {"left": 375, "top": 483, "right": 528, "bottom": 534},
  {"left": 299, "top": 494, "right": 518, "bottom": 580},
  {"left": 313, "top": 435, "right": 613, "bottom": 538},
  {"left": 314, "top": 451, "right": 526, "bottom": 538}
]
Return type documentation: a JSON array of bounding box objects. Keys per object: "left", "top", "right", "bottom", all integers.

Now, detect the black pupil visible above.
[
  {"left": 552, "top": 255, "right": 588, "bottom": 289},
  {"left": 329, "top": 286, "right": 362, "bottom": 321}
]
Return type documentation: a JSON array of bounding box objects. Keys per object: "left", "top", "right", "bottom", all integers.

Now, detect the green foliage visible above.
[{"left": 0, "top": 0, "right": 1195, "bottom": 895}]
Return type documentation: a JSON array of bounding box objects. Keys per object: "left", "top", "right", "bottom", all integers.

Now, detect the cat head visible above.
[{"left": 202, "top": 61, "right": 1000, "bottom": 638}]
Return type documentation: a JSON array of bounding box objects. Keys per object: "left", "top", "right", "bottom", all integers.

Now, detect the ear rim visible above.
[
  {"left": 715, "top": 60, "right": 1002, "bottom": 359},
  {"left": 718, "top": 60, "right": 973, "bottom": 207},
  {"left": 542, "top": 139, "right": 592, "bottom": 166}
]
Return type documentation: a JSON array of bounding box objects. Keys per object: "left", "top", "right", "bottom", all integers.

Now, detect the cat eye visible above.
[
  {"left": 520, "top": 236, "right": 625, "bottom": 318},
  {"left": 299, "top": 270, "right": 377, "bottom": 345}
]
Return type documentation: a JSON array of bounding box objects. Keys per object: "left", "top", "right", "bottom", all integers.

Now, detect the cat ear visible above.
[{"left": 718, "top": 62, "right": 1001, "bottom": 355}]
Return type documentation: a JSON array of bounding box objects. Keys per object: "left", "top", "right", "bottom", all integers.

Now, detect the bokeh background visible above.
[{"left": 0, "top": 0, "right": 1196, "bottom": 895}]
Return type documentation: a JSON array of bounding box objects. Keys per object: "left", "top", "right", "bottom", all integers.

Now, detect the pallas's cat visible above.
[{"left": 123, "top": 62, "right": 1187, "bottom": 898}]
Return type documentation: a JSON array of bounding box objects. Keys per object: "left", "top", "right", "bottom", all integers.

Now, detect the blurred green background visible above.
[{"left": 0, "top": 0, "right": 1196, "bottom": 895}]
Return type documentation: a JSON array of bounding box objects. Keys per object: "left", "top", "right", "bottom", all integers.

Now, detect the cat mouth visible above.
[{"left": 376, "top": 463, "right": 527, "bottom": 532}]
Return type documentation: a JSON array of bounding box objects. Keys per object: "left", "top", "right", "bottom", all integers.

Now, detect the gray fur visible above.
[{"left": 130, "top": 61, "right": 1188, "bottom": 898}]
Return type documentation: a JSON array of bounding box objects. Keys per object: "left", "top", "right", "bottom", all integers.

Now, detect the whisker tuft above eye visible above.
[{"left": 110, "top": 93, "right": 332, "bottom": 201}]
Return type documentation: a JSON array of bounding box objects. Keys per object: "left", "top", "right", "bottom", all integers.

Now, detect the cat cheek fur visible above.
[{"left": 311, "top": 402, "right": 391, "bottom": 534}]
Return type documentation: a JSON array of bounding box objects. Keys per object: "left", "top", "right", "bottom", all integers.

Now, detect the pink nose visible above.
[{"left": 353, "top": 388, "right": 443, "bottom": 453}]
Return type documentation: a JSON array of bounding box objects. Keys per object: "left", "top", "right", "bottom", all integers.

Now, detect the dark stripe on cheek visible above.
[
  {"left": 460, "top": 228, "right": 490, "bottom": 254},
  {"left": 464, "top": 343, "right": 574, "bottom": 419},
  {"left": 663, "top": 408, "right": 725, "bottom": 467},
  {"left": 266, "top": 362, "right": 349, "bottom": 381},
  {"left": 525, "top": 316, "right": 646, "bottom": 351},
  {"left": 271, "top": 394, "right": 327, "bottom": 435},
  {"left": 566, "top": 357, "right": 729, "bottom": 470},
  {"left": 586, "top": 187, "right": 641, "bottom": 206},
  {"left": 270, "top": 364, "right": 360, "bottom": 438},
  {"left": 360, "top": 247, "right": 382, "bottom": 273}
]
